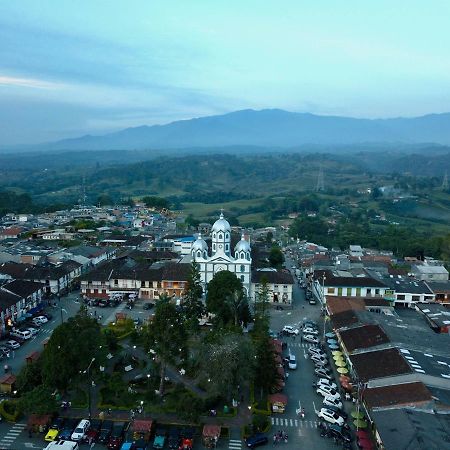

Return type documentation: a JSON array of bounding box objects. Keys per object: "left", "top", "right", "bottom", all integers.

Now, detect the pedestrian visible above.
[
  {"left": 94, "top": 310, "right": 97, "bottom": 317},
  {"left": 90, "top": 440, "right": 96, "bottom": 449},
  {"left": 273, "top": 434, "right": 277, "bottom": 445}
]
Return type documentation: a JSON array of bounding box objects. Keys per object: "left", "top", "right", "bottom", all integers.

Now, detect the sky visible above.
[{"left": 1, "top": 0, "right": 450, "bottom": 145}]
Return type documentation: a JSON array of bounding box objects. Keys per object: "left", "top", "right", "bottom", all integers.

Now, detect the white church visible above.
[{"left": 190, "top": 213, "right": 252, "bottom": 295}]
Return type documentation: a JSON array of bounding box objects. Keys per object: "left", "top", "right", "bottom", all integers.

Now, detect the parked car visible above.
[
  {"left": 309, "top": 298, "right": 317, "bottom": 305},
  {"left": 315, "top": 367, "right": 332, "bottom": 379},
  {"left": 282, "top": 326, "right": 299, "bottom": 336},
  {"left": 323, "top": 396, "right": 343, "bottom": 409},
  {"left": 98, "top": 420, "right": 114, "bottom": 444},
  {"left": 245, "top": 433, "right": 268, "bottom": 448},
  {"left": 303, "top": 320, "right": 318, "bottom": 328},
  {"left": 311, "top": 353, "right": 328, "bottom": 363},
  {"left": 317, "top": 408, "right": 345, "bottom": 426},
  {"left": 107, "top": 421, "right": 127, "bottom": 449},
  {"left": 5, "top": 340, "right": 20, "bottom": 350},
  {"left": 10, "top": 329, "right": 32, "bottom": 340},
  {"left": 326, "top": 424, "right": 352, "bottom": 443},
  {"left": 71, "top": 419, "right": 90, "bottom": 442},
  {"left": 168, "top": 428, "right": 181, "bottom": 449},
  {"left": 288, "top": 354, "right": 297, "bottom": 370},
  {"left": 303, "top": 335, "right": 319, "bottom": 344},
  {"left": 34, "top": 315, "right": 49, "bottom": 324},
  {"left": 325, "top": 405, "right": 348, "bottom": 420},
  {"left": 308, "top": 346, "right": 325, "bottom": 355},
  {"left": 45, "top": 417, "right": 65, "bottom": 441},
  {"left": 303, "top": 327, "right": 319, "bottom": 335},
  {"left": 153, "top": 428, "right": 167, "bottom": 449},
  {"left": 317, "top": 386, "right": 341, "bottom": 401},
  {"left": 317, "top": 379, "right": 338, "bottom": 390},
  {"left": 26, "top": 327, "right": 39, "bottom": 336},
  {"left": 58, "top": 418, "right": 78, "bottom": 440},
  {"left": 84, "top": 419, "right": 102, "bottom": 443}
]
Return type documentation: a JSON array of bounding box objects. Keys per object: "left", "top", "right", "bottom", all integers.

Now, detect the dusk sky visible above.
[{"left": 1, "top": 0, "right": 450, "bottom": 145}]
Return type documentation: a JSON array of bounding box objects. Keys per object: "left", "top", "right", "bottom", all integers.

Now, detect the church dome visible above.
[
  {"left": 212, "top": 213, "right": 231, "bottom": 233},
  {"left": 192, "top": 234, "right": 208, "bottom": 252},
  {"left": 235, "top": 235, "right": 251, "bottom": 253}
]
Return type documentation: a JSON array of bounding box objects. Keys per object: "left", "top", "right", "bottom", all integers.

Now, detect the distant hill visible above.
[{"left": 5, "top": 109, "right": 450, "bottom": 152}]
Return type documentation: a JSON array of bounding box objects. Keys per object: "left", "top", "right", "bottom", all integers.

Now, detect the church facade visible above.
[{"left": 190, "top": 213, "right": 252, "bottom": 295}]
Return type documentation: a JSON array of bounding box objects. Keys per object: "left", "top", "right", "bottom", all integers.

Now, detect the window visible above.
[
  {"left": 327, "top": 287, "right": 335, "bottom": 294},
  {"left": 213, "top": 244, "right": 216, "bottom": 251},
  {"left": 411, "top": 295, "right": 420, "bottom": 301},
  {"left": 240, "top": 265, "right": 245, "bottom": 272},
  {"left": 397, "top": 294, "right": 405, "bottom": 300},
  {"left": 283, "top": 285, "right": 288, "bottom": 290},
  {"left": 375, "top": 289, "right": 380, "bottom": 295},
  {"left": 226, "top": 244, "right": 229, "bottom": 252},
  {"left": 367, "top": 288, "right": 372, "bottom": 295},
  {"left": 218, "top": 233, "right": 223, "bottom": 240},
  {"left": 274, "top": 285, "right": 278, "bottom": 289},
  {"left": 240, "top": 275, "right": 245, "bottom": 282},
  {"left": 197, "top": 251, "right": 201, "bottom": 258},
  {"left": 226, "top": 233, "right": 229, "bottom": 239},
  {"left": 114, "top": 279, "right": 118, "bottom": 286},
  {"left": 241, "top": 252, "right": 245, "bottom": 259}
]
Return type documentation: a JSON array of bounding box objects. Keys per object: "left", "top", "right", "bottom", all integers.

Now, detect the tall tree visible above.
[
  {"left": 201, "top": 331, "right": 254, "bottom": 401},
  {"left": 206, "top": 271, "right": 248, "bottom": 326},
  {"left": 41, "top": 309, "right": 105, "bottom": 391},
  {"left": 254, "top": 276, "right": 270, "bottom": 322},
  {"left": 269, "top": 246, "right": 284, "bottom": 268},
  {"left": 183, "top": 261, "right": 204, "bottom": 331},
  {"left": 144, "top": 298, "right": 187, "bottom": 396}
]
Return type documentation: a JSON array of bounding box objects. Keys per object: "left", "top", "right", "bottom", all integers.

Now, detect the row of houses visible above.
[
  {"left": 324, "top": 297, "right": 450, "bottom": 449},
  {"left": 80, "top": 256, "right": 294, "bottom": 304}
]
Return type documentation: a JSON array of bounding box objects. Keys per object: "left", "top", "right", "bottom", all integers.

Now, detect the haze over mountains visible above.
[{"left": 6, "top": 109, "right": 450, "bottom": 152}]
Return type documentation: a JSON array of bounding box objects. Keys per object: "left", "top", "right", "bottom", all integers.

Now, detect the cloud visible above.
[{"left": 0, "top": 75, "right": 64, "bottom": 90}]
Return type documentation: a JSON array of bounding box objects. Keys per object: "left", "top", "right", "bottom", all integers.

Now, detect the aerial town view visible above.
[{"left": 0, "top": 2, "right": 449, "bottom": 450}]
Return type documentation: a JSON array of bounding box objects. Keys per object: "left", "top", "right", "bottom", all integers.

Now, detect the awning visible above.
[{"left": 202, "top": 425, "right": 221, "bottom": 438}]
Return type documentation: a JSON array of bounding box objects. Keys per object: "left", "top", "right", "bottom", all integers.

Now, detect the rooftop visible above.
[
  {"left": 371, "top": 409, "right": 450, "bottom": 450},
  {"left": 339, "top": 324, "right": 390, "bottom": 353},
  {"left": 349, "top": 348, "right": 412, "bottom": 383},
  {"left": 364, "top": 382, "right": 433, "bottom": 410}
]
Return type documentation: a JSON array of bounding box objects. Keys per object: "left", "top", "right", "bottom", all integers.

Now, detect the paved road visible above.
[
  {"left": 4, "top": 291, "right": 83, "bottom": 377},
  {"left": 267, "top": 257, "right": 339, "bottom": 450}
]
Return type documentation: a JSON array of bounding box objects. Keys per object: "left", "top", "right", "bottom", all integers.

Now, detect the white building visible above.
[
  {"left": 191, "top": 213, "right": 252, "bottom": 295},
  {"left": 412, "top": 264, "right": 449, "bottom": 282}
]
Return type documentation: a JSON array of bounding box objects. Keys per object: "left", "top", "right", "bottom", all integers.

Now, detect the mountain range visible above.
[{"left": 6, "top": 109, "right": 450, "bottom": 152}]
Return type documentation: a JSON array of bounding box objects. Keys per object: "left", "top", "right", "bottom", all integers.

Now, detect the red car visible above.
[{"left": 84, "top": 419, "right": 102, "bottom": 443}]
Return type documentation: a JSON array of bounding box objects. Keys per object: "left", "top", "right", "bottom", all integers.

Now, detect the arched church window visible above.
[
  {"left": 197, "top": 251, "right": 201, "bottom": 258},
  {"left": 240, "top": 265, "right": 245, "bottom": 272},
  {"left": 213, "top": 244, "right": 216, "bottom": 251},
  {"left": 240, "top": 275, "right": 245, "bottom": 282},
  {"left": 213, "top": 233, "right": 216, "bottom": 239},
  {"left": 225, "top": 233, "right": 229, "bottom": 239},
  {"left": 246, "top": 253, "right": 250, "bottom": 261},
  {"left": 225, "top": 244, "right": 229, "bottom": 252},
  {"left": 240, "top": 252, "right": 245, "bottom": 259},
  {"left": 218, "top": 233, "right": 223, "bottom": 240}
]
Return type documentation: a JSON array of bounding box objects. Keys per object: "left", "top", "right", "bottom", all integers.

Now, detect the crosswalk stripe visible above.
[
  {"left": 271, "top": 417, "right": 275, "bottom": 425},
  {"left": 294, "top": 419, "right": 298, "bottom": 427},
  {"left": 289, "top": 419, "right": 293, "bottom": 426}
]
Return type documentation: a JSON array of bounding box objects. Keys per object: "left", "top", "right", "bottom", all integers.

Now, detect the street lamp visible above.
[{"left": 83, "top": 357, "right": 96, "bottom": 419}]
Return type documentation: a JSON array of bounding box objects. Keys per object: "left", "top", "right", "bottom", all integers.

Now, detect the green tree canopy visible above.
[
  {"left": 41, "top": 309, "right": 105, "bottom": 391},
  {"left": 142, "top": 196, "right": 170, "bottom": 209},
  {"left": 269, "top": 246, "right": 284, "bottom": 268},
  {"left": 183, "top": 261, "right": 204, "bottom": 332},
  {"left": 144, "top": 297, "right": 187, "bottom": 395},
  {"left": 206, "top": 271, "right": 250, "bottom": 326}
]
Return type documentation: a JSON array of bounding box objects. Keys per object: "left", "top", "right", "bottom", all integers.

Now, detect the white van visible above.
[
  {"left": 71, "top": 419, "right": 90, "bottom": 441},
  {"left": 44, "top": 440, "right": 80, "bottom": 450},
  {"left": 10, "top": 329, "right": 32, "bottom": 340},
  {"left": 288, "top": 354, "right": 297, "bottom": 370}
]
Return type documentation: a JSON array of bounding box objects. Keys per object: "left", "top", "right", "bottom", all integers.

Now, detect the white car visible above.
[
  {"left": 311, "top": 354, "right": 328, "bottom": 364},
  {"left": 317, "top": 408, "right": 345, "bottom": 426},
  {"left": 317, "top": 385, "right": 341, "bottom": 401},
  {"left": 303, "top": 335, "right": 319, "bottom": 344},
  {"left": 303, "top": 327, "right": 319, "bottom": 335},
  {"left": 71, "top": 419, "right": 90, "bottom": 441},
  {"left": 6, "top": 340, "right": 20, "bottom": 349},
  {"left": 323, "top": 396, "right": 343, "bottom": 409},
  {"left": 317, "top": 379, "right": 337, "bottom": 390},
  {"left": 26, "top": 327, "right": 39, "bottom": 336},
  {"left": 288, "top": 354, "right": 297, "bottom": 370},
  {"left": 282, "top": 326, "right": 299, "bottom": 336},
  {"left": 35, "top": 315, "right": 49, "bottom": 324},
  {"left": 309, "top": 349, "right": 326, "bottom": 359},
  {"left": 315, "top": 368, "right": 332, "bottom": 379}
]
